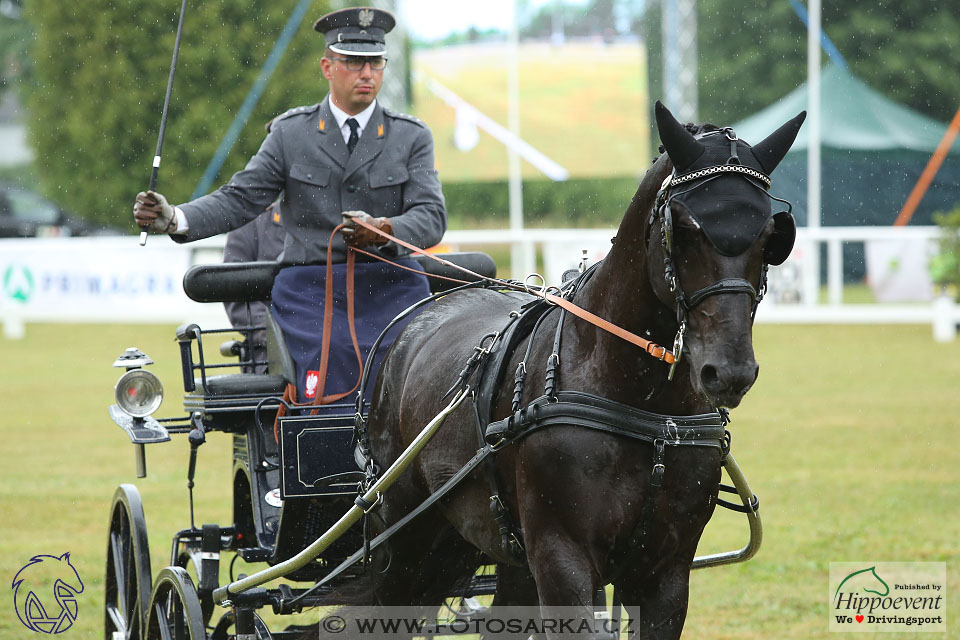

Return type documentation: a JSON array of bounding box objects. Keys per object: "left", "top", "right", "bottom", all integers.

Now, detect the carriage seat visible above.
[
  {"left": 181, "top": 251, "right": 498, "bottom": 303},
  {"left": 192, "top": 373, "right": 287, "bottom": 396},
  {"left": 179, "top": 252, "right": 497, "bottom": 408}
]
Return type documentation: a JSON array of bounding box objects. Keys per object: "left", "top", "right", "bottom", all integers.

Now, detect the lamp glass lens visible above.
[{"left": 115, "top": 369, "right": 163, "bottom": 417}]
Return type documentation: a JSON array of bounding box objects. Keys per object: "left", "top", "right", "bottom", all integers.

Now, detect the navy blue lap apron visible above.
[{"left": 271, "top": 259, "right": 430, "bottom": 405}]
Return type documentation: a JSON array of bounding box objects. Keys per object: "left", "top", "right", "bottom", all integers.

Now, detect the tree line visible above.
[{"left": 7, "top": 0, "right": 959, "bottom": 225}]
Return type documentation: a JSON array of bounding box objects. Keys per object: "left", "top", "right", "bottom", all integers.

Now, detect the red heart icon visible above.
[{"left": 856, "top": 615, "right": 864, "bottom": 623}]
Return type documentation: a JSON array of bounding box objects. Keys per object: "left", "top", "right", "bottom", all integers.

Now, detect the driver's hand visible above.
[
  {"left": 134, "top": 190, "right": 177, "bottom": 233},
  {"left": 341, "top": 210, "right": 392, "bottom": 247}
]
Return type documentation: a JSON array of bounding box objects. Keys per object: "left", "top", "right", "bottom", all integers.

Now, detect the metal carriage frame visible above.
[{"left": 104, "top": 252, "right": 761, "bottom": 640}]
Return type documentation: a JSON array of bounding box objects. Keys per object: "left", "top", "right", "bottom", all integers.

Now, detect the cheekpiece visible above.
[{"left": 313, "top": 6, "right": 396, "bottom": 56}]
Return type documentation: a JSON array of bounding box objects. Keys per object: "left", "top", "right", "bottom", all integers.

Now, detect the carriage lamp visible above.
[
  {"left": 113, "top": 348, "right": 164, "bottom": 416},
  {"left": 110, "top": 347, "right": 170, "bottom": 478}
]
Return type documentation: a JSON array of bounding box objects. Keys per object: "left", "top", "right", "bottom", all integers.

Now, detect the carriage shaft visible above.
[{"left": 691, "top": 452, "right": 763, "bottom": 569}]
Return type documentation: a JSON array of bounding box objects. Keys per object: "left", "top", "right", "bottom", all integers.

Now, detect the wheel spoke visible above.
[
  {"left": 110, "top": 530, "right": 129, "bottom": 617},
  {"left": 105, "top": 604, "right": 128, "bottom": 635},
  {"left": 173, "top": 596, "right": 186, "bottom": 640},
  {"left": 154, "top": 595, "right": 174, "bottom": 640}
]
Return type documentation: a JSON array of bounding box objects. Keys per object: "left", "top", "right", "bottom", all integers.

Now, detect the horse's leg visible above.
[
  {"left": 525, "top": 534, "right": 616, "bottom": 639},
  {"left": 370, "top": 509, "right": 479, "bottom": 607},
  {"left": 492, "top": 563, "right": 538, "bottom": 607},
  {"left": 613, "top": 560, "right": 691, "bottom": 640}
]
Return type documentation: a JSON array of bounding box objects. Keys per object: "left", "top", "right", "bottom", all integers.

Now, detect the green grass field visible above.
[
  {"left": 411, "top": 42, "right": 652, "bottom": 182},
  {"left": 1, "top": 322, "right": 957, "bottom": 638}
]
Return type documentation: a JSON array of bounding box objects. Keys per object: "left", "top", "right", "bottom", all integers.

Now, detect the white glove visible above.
[{"left": 133, "top": 190, "right": 177, "bottom": 233}]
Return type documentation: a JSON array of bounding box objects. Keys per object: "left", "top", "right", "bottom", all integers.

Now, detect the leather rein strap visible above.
[
  {"left": 274, "top": 223, "right": 363, "bottom": 442},
  {"left": 347, "top": 216, "right": 676, "bottom": 365}
]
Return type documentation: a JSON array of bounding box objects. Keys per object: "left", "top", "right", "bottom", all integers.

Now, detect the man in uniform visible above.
[{"left": 134, "top": 6, "right": 446, "bottom": 404}]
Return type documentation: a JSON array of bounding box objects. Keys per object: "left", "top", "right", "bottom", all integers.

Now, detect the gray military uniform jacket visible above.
[
  {"left": 222, "top": 202, "right": 285, "bottom": 331},
  {"left": 175, "top": 96, "right": 447, "bottom": 265}
]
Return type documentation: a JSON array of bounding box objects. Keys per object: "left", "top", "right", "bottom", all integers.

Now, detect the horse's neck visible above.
[
  {"left": 564, "top": 158, "right": 704, "bottom": 413},
  {"left": 579, "top": 157, "right": 670, "bottom": 334}
]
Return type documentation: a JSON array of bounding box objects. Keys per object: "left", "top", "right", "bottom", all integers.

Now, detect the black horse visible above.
[{"left": 348, "top": 102, "right": 805, "bottom": 638}]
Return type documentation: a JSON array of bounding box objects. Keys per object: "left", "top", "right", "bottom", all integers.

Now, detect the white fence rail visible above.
[{"left": 2, "top": 227, "right": 958, "bottom": 341}]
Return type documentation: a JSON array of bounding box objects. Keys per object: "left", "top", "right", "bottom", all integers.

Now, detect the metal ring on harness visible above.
[{"left": 522, "top": 273, "right": 547, "bottom": 295}]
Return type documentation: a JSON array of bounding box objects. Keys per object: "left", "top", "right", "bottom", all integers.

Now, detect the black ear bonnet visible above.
[{"left": 655, "top": 101, "right": 805, "bottom": 264}]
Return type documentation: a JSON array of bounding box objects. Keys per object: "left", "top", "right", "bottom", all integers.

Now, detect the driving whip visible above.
[{"left": 140, "top": 0, "right": 188, "bottom": 246}]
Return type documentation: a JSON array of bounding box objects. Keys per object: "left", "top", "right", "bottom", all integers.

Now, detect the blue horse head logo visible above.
[{"left": 11, "top": 552, "right": 85, "bottom": 634}]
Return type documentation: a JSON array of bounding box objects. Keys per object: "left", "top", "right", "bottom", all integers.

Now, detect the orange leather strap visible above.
[
  {"left": 272, "top": 224, "right": 364, "bottom": 443},
  {"left": 347, "top": 217, "right": 675, "bottom": 365}
]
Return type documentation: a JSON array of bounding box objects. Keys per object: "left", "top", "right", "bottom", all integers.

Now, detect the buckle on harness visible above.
[{"left": 354, "top": 491, "right": 382, "bottom": 514}]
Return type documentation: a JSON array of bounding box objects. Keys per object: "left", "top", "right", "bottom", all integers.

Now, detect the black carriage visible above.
[{"left": 104, "top": 252, "right": 507, "bottom": 640}]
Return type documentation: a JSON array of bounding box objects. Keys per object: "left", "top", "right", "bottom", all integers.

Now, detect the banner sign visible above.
[{"left": 0, "top": 237, "right": 226, "bottom": 324}]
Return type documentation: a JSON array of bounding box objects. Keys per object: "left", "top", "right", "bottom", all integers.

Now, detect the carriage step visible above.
[{"left": 238, "top": 547, "right": 274, "bottom": 562}]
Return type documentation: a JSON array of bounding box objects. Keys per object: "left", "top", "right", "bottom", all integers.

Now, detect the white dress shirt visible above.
[{"left": 328, "top": 99, "right": 377, "bottom": 145}]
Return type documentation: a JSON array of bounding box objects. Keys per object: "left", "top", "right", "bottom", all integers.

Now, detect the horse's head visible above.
[{"left": 647, "top": 101, "right": 805, "bottom": 408}]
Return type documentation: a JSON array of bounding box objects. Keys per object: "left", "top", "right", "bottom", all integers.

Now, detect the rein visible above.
[
  {"left": 273, "top": 223, "right": 364, "bottom": 442},
  {"left": 346, "top": 216, "right": 676, "bottom": 365}
]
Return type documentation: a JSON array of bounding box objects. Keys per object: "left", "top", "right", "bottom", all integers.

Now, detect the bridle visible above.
[{"left": 650, "top": 127, "right": 793, "bottom": 380}]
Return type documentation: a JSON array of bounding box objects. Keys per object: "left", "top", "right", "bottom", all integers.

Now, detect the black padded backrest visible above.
[
  {"left": 415, "top": 251, "right": 497, "bottom": 293},
  {"left": 182, "top": 261, "right": 281, "bottom": 303},
  {"left": 182, "top": 252, "right": 498, "bottom": 303}
]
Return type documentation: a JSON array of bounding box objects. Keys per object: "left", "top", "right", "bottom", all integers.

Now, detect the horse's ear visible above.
[
  {"left": 751, "top": 111, "right": 807, "bottom": 174},
  {"left": 655, "top": 100, "right": 704, "bottom": 172}
]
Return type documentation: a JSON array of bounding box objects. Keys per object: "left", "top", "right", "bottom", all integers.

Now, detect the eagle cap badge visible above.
[{"left": 358, "top": 8, "right": 374, "bottom": 28}]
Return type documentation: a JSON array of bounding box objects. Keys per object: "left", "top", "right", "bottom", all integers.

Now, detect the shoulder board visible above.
[
  {"left": 383, "top": 108, "right": 427, "bottom": 128},
  {"left": 265, "top": 103, "right": 321, "bottom": 132}
]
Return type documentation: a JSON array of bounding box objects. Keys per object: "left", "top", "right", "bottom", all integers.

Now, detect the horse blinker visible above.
[{"left": 763, "top": 210, "right": 797, "bottom": 266}]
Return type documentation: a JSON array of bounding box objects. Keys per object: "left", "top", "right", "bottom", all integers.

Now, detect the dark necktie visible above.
[{"left": 346, "top": 118, "right": 360, "bottom": 154}]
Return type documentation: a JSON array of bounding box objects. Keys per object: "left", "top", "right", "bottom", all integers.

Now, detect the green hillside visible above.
[{"left": 411, "top": 41, "right": 652, "bottom": 183}]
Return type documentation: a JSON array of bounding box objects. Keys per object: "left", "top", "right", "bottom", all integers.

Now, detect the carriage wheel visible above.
[
  {"left": 209, "top": 609, "right": 272, "bottom": 640},
  {"left": 174, "top": 549, "right": 214, "bottom": 627},
  {"left": 105, "top": 484, "right": 153, "bottom": 640},
  {"left": 144, "top": 567, "right": 207, "bottom": 640}
]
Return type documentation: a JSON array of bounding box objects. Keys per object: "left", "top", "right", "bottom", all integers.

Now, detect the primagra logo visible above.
[
  {"left": 2, "top": 263, "right": 35, "bottom": 303},
  {"left": 830, "top": 562, "right": 946, "bottom": 633},
  {"left": 11, "top": 552, "right": 85, "bottom": 634}
]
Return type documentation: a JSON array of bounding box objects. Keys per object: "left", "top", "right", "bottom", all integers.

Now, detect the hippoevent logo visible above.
[
  {"left": 11, "top": 553, "right": 84, "bottom": 634},
  {"left": 830, "top": 562, "right": 946, "bottom": 633}
]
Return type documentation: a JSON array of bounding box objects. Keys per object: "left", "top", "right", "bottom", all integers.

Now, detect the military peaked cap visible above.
[{"left": 314, "top": 6, "right": 395, "bottom": 56}]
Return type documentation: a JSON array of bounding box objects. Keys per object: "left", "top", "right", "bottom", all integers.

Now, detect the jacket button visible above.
[
  {"left": 306, "top": 173, "right": 313, "bottom": 179},
  {"left": 387, "top": 176, "right": 394, "bottom": 182},
  {"left": 347, "top": 185, "right": 357, "bottom": 193}
]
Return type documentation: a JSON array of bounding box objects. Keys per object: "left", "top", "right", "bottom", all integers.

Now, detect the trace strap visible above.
[{"left": 345, "top": 217, "right": 676, "bottom": 365}]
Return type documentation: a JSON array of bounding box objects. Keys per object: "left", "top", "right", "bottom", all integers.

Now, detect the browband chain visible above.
[{"left": 668, "top": 164, "right": 771, "bottom": 189}]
